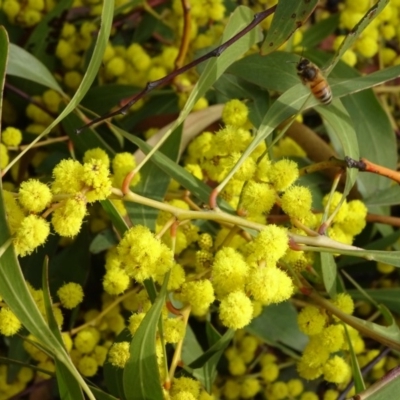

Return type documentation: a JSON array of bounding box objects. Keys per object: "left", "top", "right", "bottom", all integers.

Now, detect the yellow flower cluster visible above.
[
  {"left": 2, "top": 0, "right": 52, "bottom": 27},
  {"left": 333, "top": 0, "right": 400, "bottom": 66},
  {"left": 297, "top": 294, "right": 360, "bottom": 385}
]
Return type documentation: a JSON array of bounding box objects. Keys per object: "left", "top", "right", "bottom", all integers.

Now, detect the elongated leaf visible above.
[
  {"left": 123, "top": 273, "right": 170, "bottom": 400},
  {"left": 261, "top": 0, "right": 318, "bottom": 54},
  {"left": 343, "top": 324, "right": 365, "bottom": 394},
  {"left": 7, "top": 43, "right": 63, "bottom": 94},
  {"left": 321, "top": 252, "right": 337, "bottom": 298},
  {"left": 326, "top": 0, "right": 390, "bottom": 74},
  {"left": 7, "top": 43, "right": 63, "bottom": 93}
]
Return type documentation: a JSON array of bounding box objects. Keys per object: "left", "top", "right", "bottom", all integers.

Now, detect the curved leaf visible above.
[
  {"left": 123, "top": 273, "right": 169, "bottom": 400},
  {"left": 261, "top": 0, "right": 318, "bottom": 54},
  {"left": 7, "top": 43, "right": 63, "bottom": 93}
]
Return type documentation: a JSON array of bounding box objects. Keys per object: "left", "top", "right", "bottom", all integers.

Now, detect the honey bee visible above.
[{"left": 296, "top": 58, "right": 332, "bottom": 105}]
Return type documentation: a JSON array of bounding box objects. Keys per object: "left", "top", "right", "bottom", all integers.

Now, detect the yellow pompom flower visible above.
[
  {"left": 210, "top": 126, "right": 251, "bottom": 157},
  {"left": 108, "top": 341, "right": 131, "bottom": 368},
  {"left": 297, "top": 305, "right": 327, "bottom": 335},
  {"left": 223, "top": 379, "right": 241, "bottom": 399},
  {"left": 268, "top": 159, "right": 299, "bottom": 191},
  {"left": 13, "top": 215, "right": 50, "bottom": 257},
  {"left": 163, "top": 318, "right": 185, "bottom": 343},
  {"left": 322, "top": 192, "right": 349, "bottom": 223},
  {"left": 170, "top": 376, "right": 201, "bottom": 399},
  {"left": 260, "top": 361, "right": 279, "bottom": 383},
  {"left": 301, "top": 338, "right": 330, "bottom": 368},
  {"left": 355, "top": 35, "right": 379, "bottom": 58},
  {"left": 2, "top": 126, "right": 22, "bottom": 146},
  {"left": 0, "top": 143, "right": 9, "bottom": 168},
  {"left": 337, "top": 199, "right": 367, "bottom": 236},
  {"left": 117, "top": 225, "right": 173, "bottom": 282},
  {"left": 112, "top": 152, "right": 140, "bottom": 188},
  {"left": 74, "top": 328, "right": 99, "bottom": 354},
  {"left": 323, "top": 355, "right": 350, "bottom": 383},
  {"left": 268, "top": 381, "right": 289, "bottom": 400},
  {"left": 240, "top": 181, "right": 276, "bottom": 215},
  {"left": 0, "top": 307, "right": 21, "bottom": 336},
  {"left": 300, "top": 392, "right": 319, "bottom": 400},
  {"left": 103, "top": 268, "right": 130, "bottom": 295},
  {"left": 246, "top": 225, "right": 288, "bottom": 267},
  {"left": 2, "top": 0, "right": 21, "bottom": 22},
  {"left": 3, "top": 190, "right": 25, "bottom": 233},
  {"left": 246, "top": 266, "right": 293, "bottom": 305},
  {"left": 83, "top": 148, "right": 110, "bottom": 169},
  {"left": 212, "top": 247, "right": 249, "bottom": 298},
  {"left": 105, "top": 56, "right": 126, "bottom": 77},
  {"left": 341, "top": 49, "right": 357, "bottom": 67},
  {"left": 281, "top": 185, "right": 312, "bottom": 220},
  {"left": 128, "top": 312, "right": 145, "bottom": 335},
  {"left": 51, "top": 195, "right": 87, "bottom": 237},
  {"left": 57, "top": 282, "right": 84, "bottom": 309},
  {"left": 288, "top": 379, "right": 304, "bottom": 397},
  {"left": 64, "top": 71, "right": 83, "bottom": 90},
  {"left": 81, "top": 158, "right": 112, "bottom": 202},
  {"left": 377, "top": 261, "right": 395, "bottom": 274},
  {"left": 42, "top": 89, "right": 62, "bottom": 113},
  {"left": 273, "top": 137, "right": 306, "bottom": 158},
  {"left": 323, "top": 389, "right": 339, "bottom": 400},
  {"left": 219, "top": 291, "right": 253, "bottom": 329},
  {"left": 222, "top": 99, "right": 249, "bottom": 127},
  {"left": 156, "top": 262, "right": 185, "bottom": 291},
  {"left": 240, "top": 377, "right": 260, "bottom": 398},
  {"left": 78, "top": 355, "right": 98, "bottom": 377},
  {"left": 319, "top": 324, "right": 344, "bottom": 353},
  {"left": 18, "top": 179, "right": 52, "bottom": 213},
  {"left": 52, "top": 159, "right": 84, "bottom": 194},
  {"left": 297, "top": 359, "right": 323, "bottom": 380},
  {"left": 178, "top": 279, "right": 215, "bottom": 316},
  {"left": 332, "top": 293, "right": 354, "bottom": 315}
]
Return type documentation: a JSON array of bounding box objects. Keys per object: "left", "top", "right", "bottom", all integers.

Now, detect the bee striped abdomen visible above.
[{"left": 309, "top": 78, "right": 332, "bottom": 105}]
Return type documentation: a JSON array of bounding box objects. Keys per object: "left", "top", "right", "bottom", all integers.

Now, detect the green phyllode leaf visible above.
[
  {"left": 261, "top": 0, "right": 318, "bottom": 54},
  {"left": 123, "top": 272, "right": 170, "bottom": 399}
]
